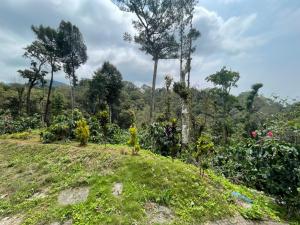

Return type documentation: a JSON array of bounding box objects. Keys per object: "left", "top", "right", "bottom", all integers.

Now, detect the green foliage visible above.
[
  {"left": 117, "top": 109, "right": 135, "bottom": 129},
  {"left": 173, "top": 81, "right": 189, "bottom": 100},
  {"left": 213, "top": 137, "right": 300, "bottom": 213},
  {"left": 193, "top": 134, "right": 214, "bottom": 176},
  {"left": 52, "top": 92, "right": 65, "bottom": 116},
  {"left": 98, "top": 110, "right": 109, "bottom": 146},
  {"left": 0, "top": 114, "right": 41, "bottom": 135},
  {"left": 75, "top": 119, "right": 90, "bottom": 146},
  {"left": 149, "top": 119, "right": 181, "bottom": 157},
  {"left": 128, "top": 124, "right": 140, "bottom": 155},
  {"left": 88, "top": 62, "right": 123, "bottom": 116},
  {"left": 206, "top": 67, "right": 240, "bottom": 92},
  {"left": 41, "top": 109, "right": 84, "bottom": 143}
]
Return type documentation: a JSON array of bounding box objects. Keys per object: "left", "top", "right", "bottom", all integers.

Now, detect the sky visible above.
[{"left": 0, "top": 0, "right": 299, "bottom": 100}]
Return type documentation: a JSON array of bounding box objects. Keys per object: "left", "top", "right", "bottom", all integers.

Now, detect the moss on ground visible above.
[{"left": 0, "top": 134, "right": 296, "bottom": 224}]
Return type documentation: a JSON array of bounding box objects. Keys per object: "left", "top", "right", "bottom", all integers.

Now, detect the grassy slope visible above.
[{"left": 0, "top": 133, "right": 294, "bottom": 225}]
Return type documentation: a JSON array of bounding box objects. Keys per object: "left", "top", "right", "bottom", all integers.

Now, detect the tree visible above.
[
  {"left": 57, "top": 21, "right": 88, "bottom": 111},
  {"left": 114, "top": 0, "right": 179, "bottom": 122},
  {"left": 206, "top": 67, "right": 240, "bottom": 144},
  {"left": 244, "top": 83, "right": 263, "bottom": 135},
  {"left": 88, "top": 62, "right": 123, "bottom": 121},
  {"left": 31, "top": 25, "right": 61, "bottom": 125},
  {"left": 173, "top": 0, "right": 200, "bottom": 146},
  {"left": 18, "top": 41, "right": 48, "bottom": 115},
  {"left": 52, "top": 92, "right": 65, "bottom": 116}
]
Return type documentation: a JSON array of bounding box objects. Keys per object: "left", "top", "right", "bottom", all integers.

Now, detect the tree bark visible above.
[
  {"left": 44, "top": 66, "right": 54, "bottom": 126},
  {"left": 179, "top": 23, "right": 190, "bottom": 146},
  {"left": 150, "top": 58, "right": 158, "bottom": 123},
  {"left": 26, "top": 83, "right": 34, "bottom": 115}
]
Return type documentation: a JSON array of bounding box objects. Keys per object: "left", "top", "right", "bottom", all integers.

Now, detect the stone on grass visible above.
[
  {"left": 112, "top": 182, "right": 123, "bottom": 197},
  {"left": 204, "top": 215, "right": 288, "bottom": 225},
  {"left": 50, "top": 220, "right": 72, "bottom": 225},
  {"left": 58, "top": 187, "right": 89, "bottom": 206},
  {"left": 0, "top": 216, "right": 23, "bottom": 225},
  {"left": 145, "top": 202, "right": 174, "bottom": 224}
]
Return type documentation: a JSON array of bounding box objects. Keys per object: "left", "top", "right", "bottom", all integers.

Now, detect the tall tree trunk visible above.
[
  {"left": 150, "top": 58, "right": 159, "bottom": 123},
  {"left": 108, "top": 103, "right": 112, "bottom": 123},
  {"left": 179, "top": 24, "right": 190, "bottom": 146},
  {"left": 26, "top": 84, "right": 33, "bottom": 115},
  {"left": 44, "top": 66, "right": 54, "bottom": 126}
]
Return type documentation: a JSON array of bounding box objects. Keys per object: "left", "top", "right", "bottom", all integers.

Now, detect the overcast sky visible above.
[{"left": 0, "top": 0, "right": 299, "bottom": 99}]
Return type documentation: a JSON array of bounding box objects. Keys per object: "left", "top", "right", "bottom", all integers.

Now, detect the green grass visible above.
[{"left": 0, "top": 134, "right": 295, "bottom": 224}]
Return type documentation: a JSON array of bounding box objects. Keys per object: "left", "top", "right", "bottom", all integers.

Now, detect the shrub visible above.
[
  {"left": 41, "top": 131, "right": 56, "bottom": 144},
  {"left": 41, "top": 110, "right": 84, "bottom": 143},
  {"left": 148, "top": 119, "right": 181, "bottom": 157},
  {"left": 194, "top": 134, "right": 214, "bottom": 176},
  {"left": 0, "top": 114, "right": 41, "bottom": 135},
  {"left": 213, "top": 137, "right": 300, "bottom": 213},
  {"left": 75, "top": 119, "right": 90, "bottom": 146},
  {"left": 97, "top": 110, "right": 109, "bottom": 146},
  {"left": 128, "top": 124, "right": 140, "bottom": 155}
]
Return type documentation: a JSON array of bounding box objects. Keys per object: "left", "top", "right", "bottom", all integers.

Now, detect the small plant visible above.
[
  {"left": 194, "top": 134, "right": 214, "bottom": 176},
  {"left": 75, "top": 119, "right": 90, "bottom": 146},
  {"left": 98, "top": 110, "right": 109, "bottom": 147},
  {"left": 128, "top": 124, "right": 140, "bottom": 155}
]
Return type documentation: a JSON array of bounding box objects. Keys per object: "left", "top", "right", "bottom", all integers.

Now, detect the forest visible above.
[{"left": 0, "top": 0, "right": 299, "bottom": 224}]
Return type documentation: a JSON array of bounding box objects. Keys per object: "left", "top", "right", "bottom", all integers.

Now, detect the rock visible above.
[
  {"left": 0, "top": 194, "right": 8, "bottom": 199},
  {"left": 112, "top": 182, "right": 123, "bottom": 197},
  {"left": 0, "top": 216, "right": 23, "bottom": 225},
  {"left": 63, "top": 220, "right": 73, "bottom": 225},
  {"left": 50, "top": 220, "right": 72, "bottom": 225},
  {"left": 58, "top": 187, "right": 89, "bottom": 206},
  {"left": 145, "top": 202, "right": 174, "bottom": 224},
  {"left": 204, "top": 215, "right": 288, "bottom": 225}
]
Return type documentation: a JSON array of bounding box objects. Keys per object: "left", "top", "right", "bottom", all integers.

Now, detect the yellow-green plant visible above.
[
  {"left": 75, "top": 119, "right": 90, "bottom": 146},
  {"left": 128, "top": 124, "right": 140, "bottom": 155},
  {"left": 194, "top": 134, "right": 214, "bottom": 176}
]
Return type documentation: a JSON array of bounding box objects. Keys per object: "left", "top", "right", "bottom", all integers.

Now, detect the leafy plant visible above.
[
  {"left": 128, "top": 124, "right": 140, "bottom": 155},
  {"left": 149, "top": 119, "right": 180, "bottom": 157},
  {"left": 194, "top": 134, "right": 214, "bottom": 176},
  {"left": 98, "top": 110, "right": 109, "bottom": 147},
  {"left": 75, "top": 119, "right": 90, "bottom": 146}
]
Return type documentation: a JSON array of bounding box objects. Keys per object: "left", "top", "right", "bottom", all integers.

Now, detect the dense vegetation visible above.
[{"left": 0, "top": 0, "right": 299, "bottom": 223}]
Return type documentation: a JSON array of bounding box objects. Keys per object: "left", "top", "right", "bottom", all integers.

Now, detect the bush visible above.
[
  {"left": 193, "top": 134, "right": 214, "bottom": 176},
  {"left": 88, "top": 114, "right": 129, "bottom": 145},
  {"left": 148, "top": 119, "right": 181, "bottom": 157},
  {"left": 128, "top": 124, "right": 140, "bottom": 155},
  {"left": 75, "top": 119, "right": 90, "bottom": 146},
  {"left": 213, "top": 137, "right": 300, "bottom": 213},
  {"left": 41, "top": 110, "right": 84, "bottom": 143},
  {"left": 0, "top": 114, "right": 41, "bottom": 135}
]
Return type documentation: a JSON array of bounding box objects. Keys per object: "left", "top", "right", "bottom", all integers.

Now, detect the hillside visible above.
[{"left": 0, "top": 134, "right": 294, "bottom": 225}]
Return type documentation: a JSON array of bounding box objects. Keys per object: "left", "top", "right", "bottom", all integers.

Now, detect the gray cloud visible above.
[{"left": 0, "top": 0, "right": 299, "bottom": 99}]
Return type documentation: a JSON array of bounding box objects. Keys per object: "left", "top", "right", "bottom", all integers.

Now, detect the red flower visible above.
[
  {"left": 267, "top": 131, "right": 273, "bottom": 137},
  {"left": 251, "top": 131, "right": 257, "bottom": 138}
]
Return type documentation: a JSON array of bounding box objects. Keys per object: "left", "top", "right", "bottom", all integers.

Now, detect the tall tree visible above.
[
  {"left": 114, "top": 0, "right": 179, "bottom": 122},
  {"left": 176, "top": 0, "right": 200, "bottom": 145},
  {"left": 57, "top": 21, "right": 88, "bottom": 111},
  {"left": 31, "top": 25, "right": 61, "bottom": 125},
  {"left": 18, "top": 41, "right": 48, "bottom": 115},
  {"left": 88, "top": 62, "right": 123, "bottom": 121},
  {"left": 206, "top": 67, "right": 240, "bottom": 144}
]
